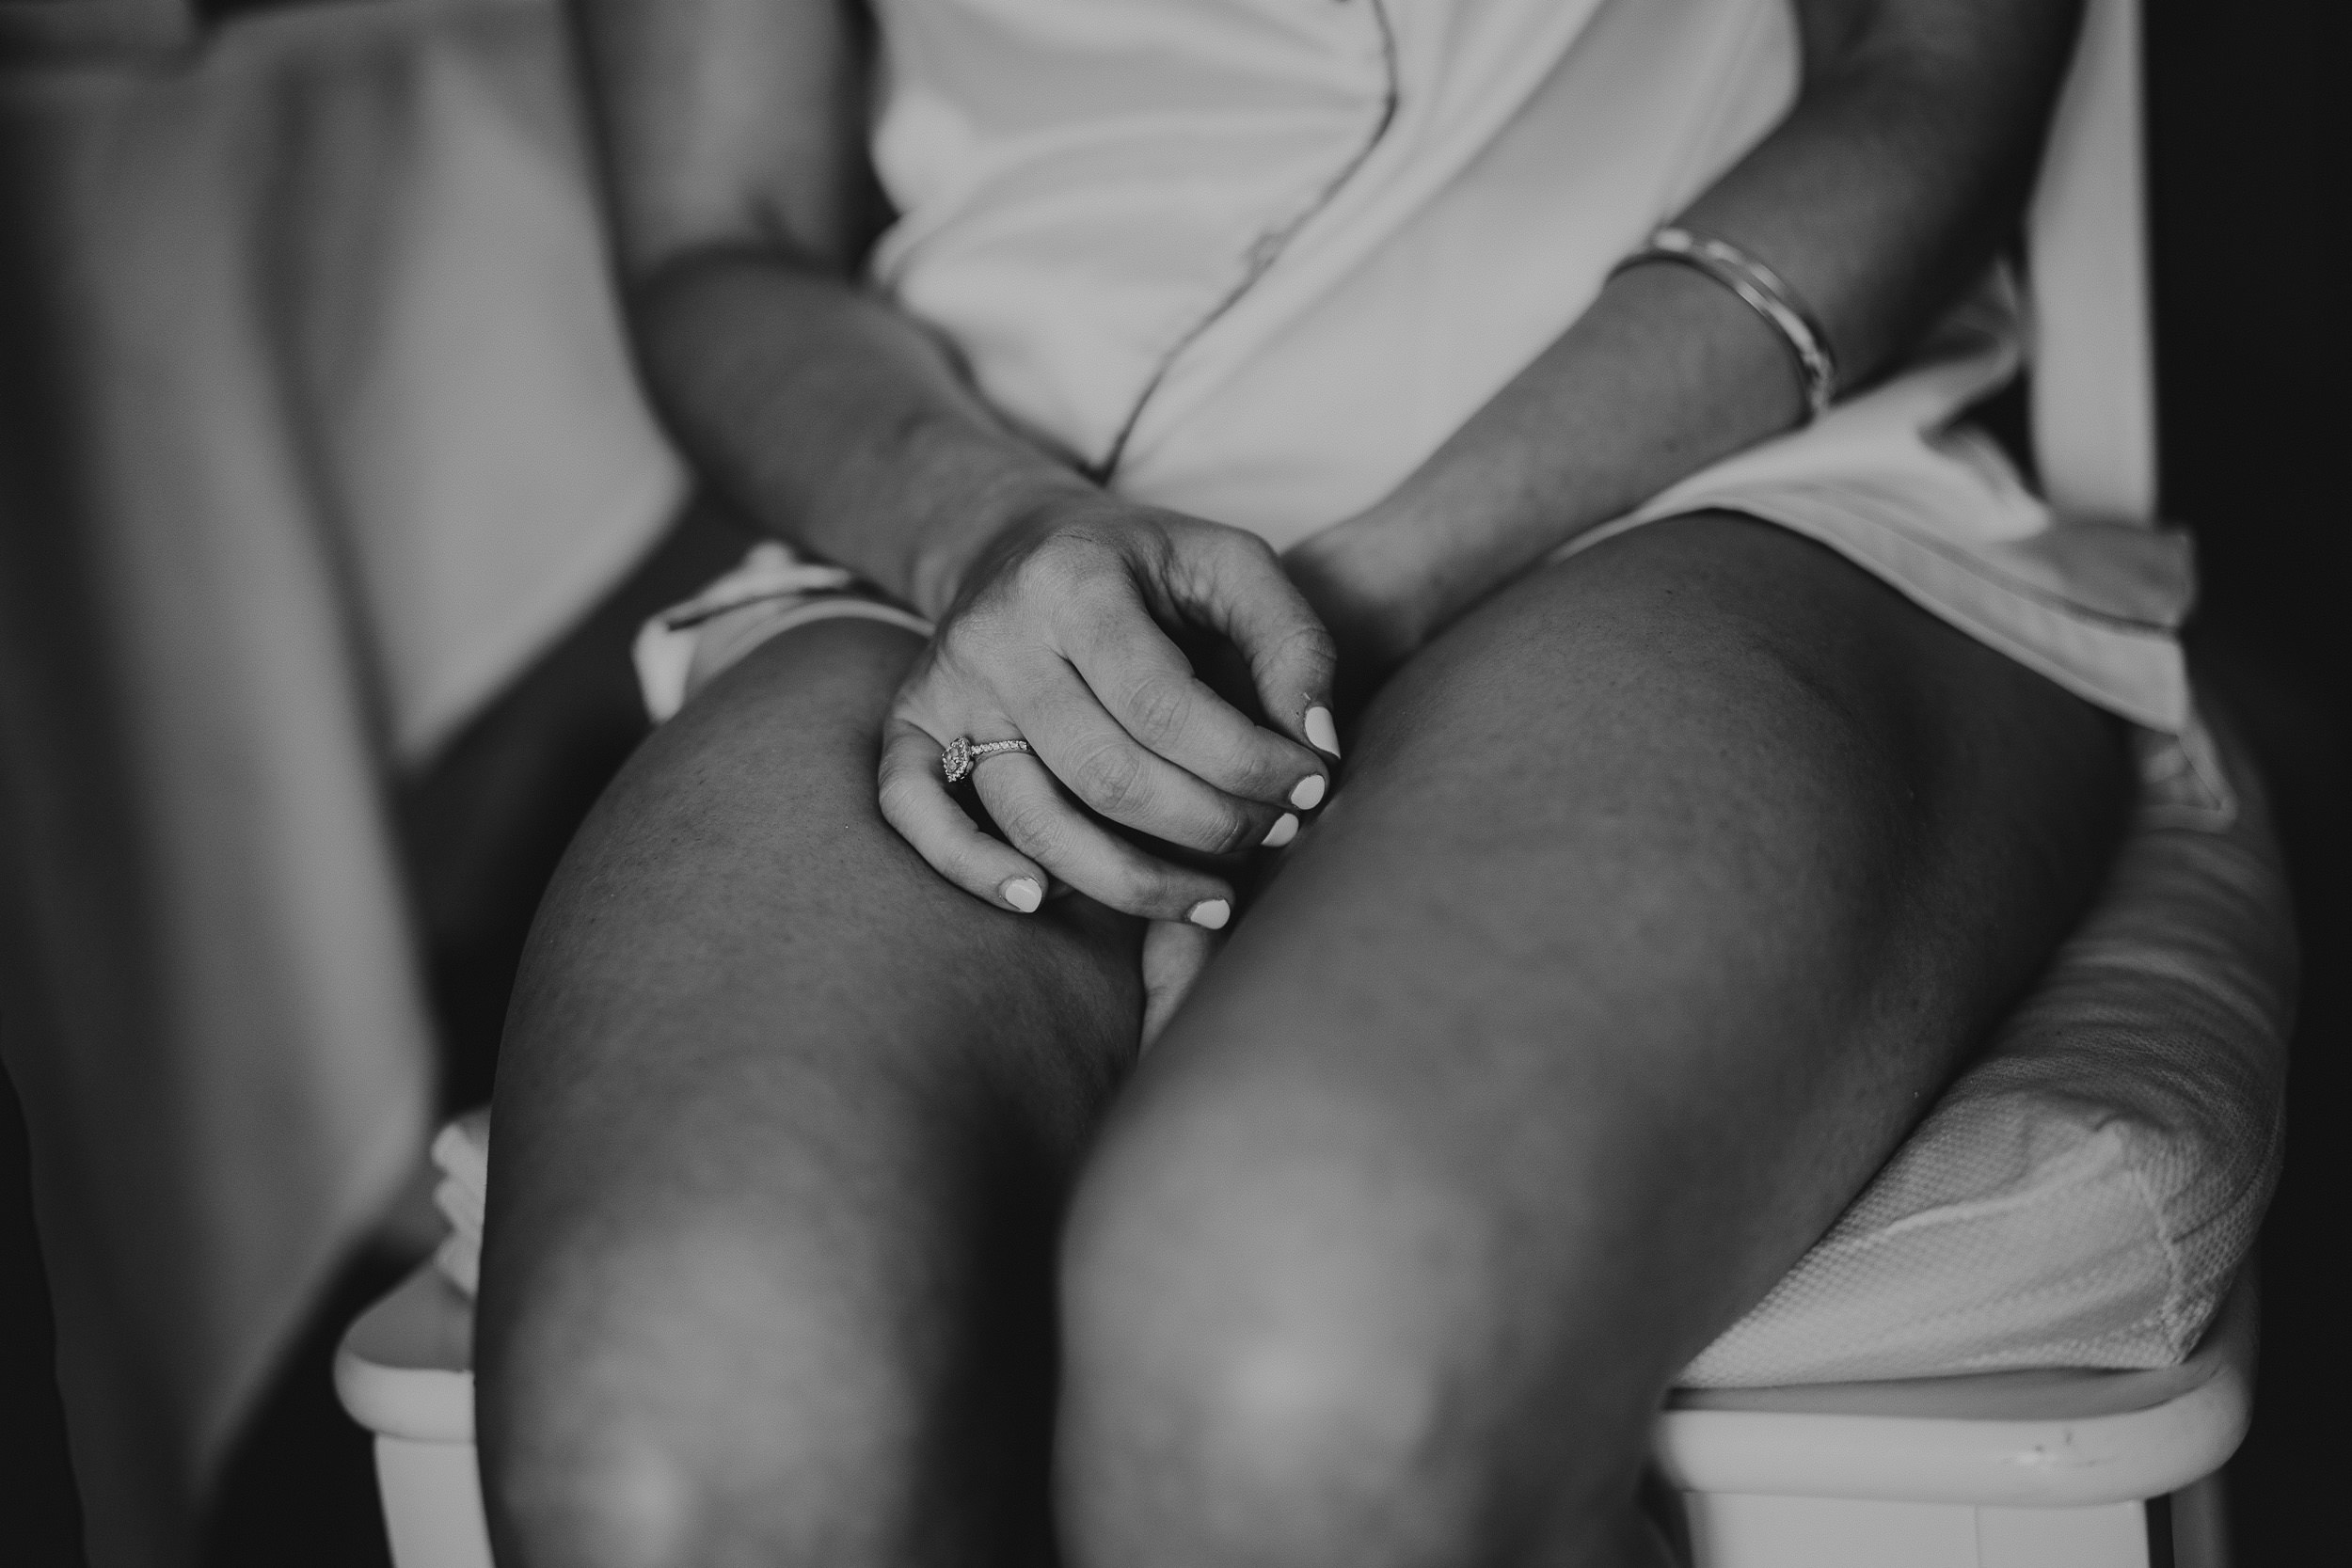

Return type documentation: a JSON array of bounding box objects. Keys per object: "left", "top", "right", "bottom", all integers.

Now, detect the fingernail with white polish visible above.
[
  {"left": 1002, "top": 876, "right": 1043, "bottom": 913},
  {"left": 1305, "top": 705, "right": 1342, "bottom": 758},
  {"left": 1188, "top": 898, "right": 1232, "bottom": 930},
  {"left": 1289, "top": 773, "right": 1327, "bottom": 811},
  {"left": 1261, "top": 812, "right": 1299, "bottom": 848}
]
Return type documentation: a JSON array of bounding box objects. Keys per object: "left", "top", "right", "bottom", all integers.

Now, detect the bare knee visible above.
[
  {"left": 1057, "top": 1085, "right": 1652, "bottom": 1568},
  {"left": 479, "top": 1212, "right": 956, "bottom": 1568}
]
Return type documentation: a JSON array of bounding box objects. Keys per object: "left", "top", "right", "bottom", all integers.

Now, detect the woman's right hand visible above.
[{"left": 878, "top": 494, "right": 1342, "bottom": 925}]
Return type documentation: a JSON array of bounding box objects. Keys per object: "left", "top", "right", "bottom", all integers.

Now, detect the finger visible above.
[
  {"left": 1181, "top": 531, "right": 1343, "bottom": 766},
  {"left": 1063, "top": 582, "right": 1334, "bottom": 813},
  {"left": 970, "top": 752, "right": 1235, "bottom": 925},
  {"left": 877, "top": 721, "right": 1051, "bottom": 914},
  {"left": 1013, "top": 661, "right": 1302, "bottom": 854},
  {"left": 1139, "top": 917, "right": 1222, "bottom": 1053}
]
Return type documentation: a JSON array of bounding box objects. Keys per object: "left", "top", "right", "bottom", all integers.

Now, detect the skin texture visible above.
[
  {"left": 479, "top": 1, "right": 2109, "bottom": 1564},
  {"left": 571, "top": 0, "right": 2083, "bottom": 1009},
  {"left": 480, "top": 516, "right": 2124, "bottom": 1568}
]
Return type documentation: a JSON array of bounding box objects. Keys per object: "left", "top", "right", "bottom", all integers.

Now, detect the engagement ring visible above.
[{"left": 941, "top": 736, "right": 1034, "bottom": 786}]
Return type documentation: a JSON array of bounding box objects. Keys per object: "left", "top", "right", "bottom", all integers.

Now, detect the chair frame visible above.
[{"left": 1655, "top": 1282, "right": 2250, "bottom": 1566}]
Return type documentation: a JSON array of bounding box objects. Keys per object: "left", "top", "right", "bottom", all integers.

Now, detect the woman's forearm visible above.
[
  {"left": 630, "top": 248, "right": 1093, "bottom": 618},
  {"left": 1308, "top": 0, "right": 2083, "bottom": 658},
  {"left": 576, "top": 0, "right": 1096, "bottom": 619}
]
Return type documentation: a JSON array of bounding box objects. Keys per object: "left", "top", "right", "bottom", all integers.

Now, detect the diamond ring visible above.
[{"left": 941, "top": 736, "right": 1035, "bottom": 786}]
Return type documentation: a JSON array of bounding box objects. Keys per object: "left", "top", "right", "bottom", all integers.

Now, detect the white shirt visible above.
[{"left": 864, "top": 0, "right": 2220, "bottom": 815}]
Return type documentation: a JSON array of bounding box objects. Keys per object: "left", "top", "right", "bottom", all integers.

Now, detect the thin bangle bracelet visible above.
[{"left": 1610, "top": 226, "right": 1838, "bottom": 422}]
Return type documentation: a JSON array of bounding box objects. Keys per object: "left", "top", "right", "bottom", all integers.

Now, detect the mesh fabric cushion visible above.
[{"left": 1680, "top": 749, "right": 2292, "bottom": 1385}]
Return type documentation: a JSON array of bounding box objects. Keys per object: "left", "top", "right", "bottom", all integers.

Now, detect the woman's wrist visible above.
[
  {"left": 903, "top": 467, "right": 1099, "bottom": 620},
  {"left": 1283, "top": 514, "right": 1433, "bottom": 686}
]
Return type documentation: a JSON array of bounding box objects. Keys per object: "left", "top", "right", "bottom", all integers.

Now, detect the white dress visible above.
[{"left": 858, "top": 0, "right": 2226, "bottom": 819}]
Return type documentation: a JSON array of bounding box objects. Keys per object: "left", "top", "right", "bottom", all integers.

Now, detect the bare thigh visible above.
[
  {"left": 476, "top": 617, "right": 1142, "bottom": 1568},
  {"left": 1057, "top": 514, "right": 2127, "bottom": 1568}
]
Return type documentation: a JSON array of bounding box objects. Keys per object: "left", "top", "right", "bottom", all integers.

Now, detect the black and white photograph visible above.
[{"left": 1, "top": 0, "right": 2342, "bottom": 1564}]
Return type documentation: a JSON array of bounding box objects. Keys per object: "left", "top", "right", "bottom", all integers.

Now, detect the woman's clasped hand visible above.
[{"left": 877, "top": 492, "right": 1344, "bottom": 952}]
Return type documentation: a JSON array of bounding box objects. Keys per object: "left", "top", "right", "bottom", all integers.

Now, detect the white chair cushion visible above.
[{"left": 1682, "top": 736, "right": 2292, "bottom": 1385}]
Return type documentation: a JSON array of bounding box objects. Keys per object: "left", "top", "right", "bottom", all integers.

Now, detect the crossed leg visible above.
[{"left": 476, "top": 514, "right": 2125, "bottom": 1568}]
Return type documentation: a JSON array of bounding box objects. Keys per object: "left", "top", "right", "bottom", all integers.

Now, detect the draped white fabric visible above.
[{"left": 0, "top": 3, "right": 677, "bottom": 1560}]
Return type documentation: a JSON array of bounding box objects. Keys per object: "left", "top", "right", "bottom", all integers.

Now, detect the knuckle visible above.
[
  {"left": 875, "top": 772, "right": 924, "bottom": 826},
  {"left": 1206, "top": 808, "right": 1261, "bottom": 857},
  {"left": 1074, "top": 742, "right": 1152, "bottom": 819},
  {"left": 1010, "top": 551, "right": 1072, "bottom": 602},
  {"left": 996, "top": 799, "right": 1068, "bottom": 863},
  {"left": 1122, "top": 673, "right": 1194, "bottom": 747},
  {"left": 940, "top": 606, "right": 1019, "bottom": 664},
  {"left": 1149, "top": 794, "right": 1255, "bottom": 855},
  {"left": 1211, "top": 528, "right": 1283, "bottom": 589},
  {"left": 1216, "top": 737, "right": 1295, "bottom": 800},
  {"left": 940, "top": 842, "right": 996, "bottom": 891},
  {"left": 925, "top": 621, "right": 987, "bottom": 673},
  {"left": 1110, "top": 860, "right": 1179, "bottom": 914},
  {"left": 1226, "top": 528, "right": 1281, "bottom": 572},
  {"left": 1268, "top": 619, "right": 1339, "bottom": 674},
  {"left": 1022, "top": 533, "right": 1110, "bottom": 597}
]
